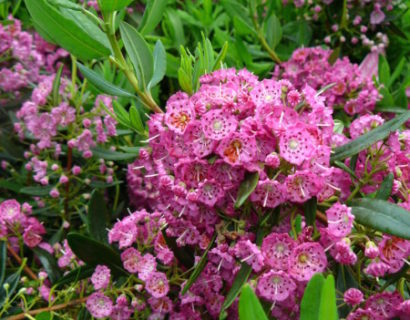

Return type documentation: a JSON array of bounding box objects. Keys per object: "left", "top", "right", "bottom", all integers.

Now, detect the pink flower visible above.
[
  {"left": 23, "top": 222, "right": 46, "bottom": 248},
  {"left": 197, "top": 180, "right": 224, "bottom": 206},
  {"left": 347, "top": 308, "right": 377, "bottom": 320},
  {"left": 201, "top": 109, "right": 238, "bottom": 140},
  {"left": 365, "top": 258, "right": 390, "bottom": 277},
  {"left": 0, "top": 199, "right": 21, "bottom": 223},
  {"left": 365, "top": 292, "right": 402, "bottom": 319},
  {"left": 370, "top": 6, "right": 385, "bottom": 25},
  {"left": 145, "top": 272, "right": 170, "bottom": 298},
  {"left": 233, "top": 240, "right": 264, "bottom": 272},
  {"left": 261, "top": 233, "right": 296, "bottom": 270},
  {"left": 257, "top": 270, "right": 296, "bottom": 302},
  {"left": 120, "top": 247, "right": 142, "bottom": 274},
  {"left": 250, "top": 179, "right": 285, "bottom": 208},
  {"left": 279, "top": 125, "right": 316, "bottom": 165},
  {"left": 285, "top": 170, "right": 323, "bottom": 203},
  {"left": 164, "top": 93, "right": 194, "bottom": 134},
  {"left": 288, "top": 243, "right": 327, "bottom": 281},
  {"left": 216, "top": 133, "right": 256, "bottom": 166},
  {"left": 344, "top": 288, "right": 364, "bottom": 306},
  {"left": 325, "top": 202, "right": 354, "bottom": 239},
  {"left": 86, "top": 292, "right": 113, "bottom": 319},
  {"left": 364, "top": 241, "right": 379, "bottom": 259},
  {"left": 91, "top": 265, "right": 111, "bottom": 290}
]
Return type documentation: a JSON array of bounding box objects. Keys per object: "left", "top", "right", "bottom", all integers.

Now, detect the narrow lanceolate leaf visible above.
[
  {"left": 148, "top": 40, "right": 166, "bottom": 89},
  {"left": 67, "top": 233, "right": 126, "bottom": 276},
  {"left": 120, "top": 22, "right": 154, "bottom": 89},
  {"left": 0, "top": 241, "right": 6, "bottom": 284},
  {"left": 235, "top": 172, "right": 259, "bottom": 208},
  {"left": 161, "top": 230, "right": 195, "bottom": 269},
  {"left": 55, "top": 265, "right": 94, "bottom": 288},
  {"left": 212, "top": 41, "right": 228, "bottom": 71},
  {"left": 0, "top": 267, "right": 23, "bottom": 308},
  {"left": 32, "top": 248, "right": 62, "bottom": 284},
  {"left": 138, "top": 0, "right": 168, "bottom": 35},
  {"left": 77, "top": 63, "right": 135, "bottom": 98},
  {"left": 97, "top": 0, "right": 134, "bottom": 12},
  {"left": 129, "top": 105, "right": 145, "bottom": 134},
  {"left": 182, "top": 233, "right": 217, "bottom": 295},
  {"left": 300, "top": 273, "right": 325, "bottom": 320},
  {"left": 349, "top": 198, "right": 410, "bottom": 240},
  {"left": 25, "top": 0, "right": 110, "bottom": 60},
  {"left": 238, "top": 284, "right": 268, "bottom": 320},
  {"left": 87, "top": 190, "right": 109, "bottom": 242},
  {"left": 375, "top": 173, "right": 394, "bottom": 200},
  {"left": 91, "top": 147, "right": 137, "bottom": 161},
  {"left": 319, "top": 275, "right": 338, "bottom": 320},
  {"left": 331, "top": 111, "right": 410, "bottom": 162},
  {"left": 52, "top": 64, "right": 64, "bottom": 106}
]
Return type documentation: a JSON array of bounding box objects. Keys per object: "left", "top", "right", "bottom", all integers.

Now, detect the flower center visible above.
[
  {"left": 298, "top": 253, "right": 308, "bottom": 263},
  {"left": 213, "top": 120, "right": 222, "bottom": 131},
  {"left": 272, "top": 276, "right": 281, "bottom": 284},
  {"left": 289, "top": 139, "right": 299, "bottom": 150}
]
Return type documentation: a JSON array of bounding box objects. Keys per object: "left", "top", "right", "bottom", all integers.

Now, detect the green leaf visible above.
[
  {"left": 387, "top": 57, "right": 405, "bottom": 87},
  {"left": 67, "top": 233, "right": 126, "bottom": 276},
  {"left": 334, "top": 160, "right": 360, "bottom": 181},
  {"left": 20, "top": 186, "right": 52, "bottom": 196},
  {"left": 349, "top": 198, "right": 410, "bottom": 240},
  {"left": 25, "top": 0, "right": 110, "bottom": 60},
  {"left": 129, "top": 105, "right": 145, "bottom": 133},
  {"left": 182, "top": 233, "right": 217, "bottom": 295},
  {"left": 91, "top": 147, "right": 137, "bottom": 161},
  {"left": 120, "top": 21, "right": 154, "bottom": 89},
  {"left": 265, "top": 14, "right": 282, "bottom": 49},
  {"left": 238, "top": 284, "right": 268, "bottom": 320},
  {"left": 148, "top": 40, "right": 167, "bottom": 89},
  {"left": 55, "top": 265, "right": 94, "bottom": 288},
  {"left": 336, "top": 265, "right": 357, "bottom": 318},
  {"left": 87, "top": 190, "right": 109, "bottom": 242},
  {"left": 97, "top": 0, "right": 133, "bottom": 11},
  {"left": 52, "top": 64, "right": 64, "bottom": 106},
  {"left": 112, "top": 100, "right": 131, "bottom": 127},
  {"left": 319, "top": 275, "right": 338, "bottom": 320},
  {"left": 304, "top": 197, "right": 317, "bottom": 226},
  {"left": 378, "top": 54, "right": 390, "bottom": 85},
  {"left": 0, "top": 180, "right": 22, "bottom": 193},
  {"left": 161, "top": 230, "right": 194, "bottom": 269},
  {"left": 331, "top": 111, "right": 410, "bottom": 162},
  {"left": 35, "top": 312, "right": 52, "bottom": 320},
  {"left": 32, "top": 247, "right": 62, "bottom": 284},
  {"left": 235, "top": 172, "right": 259, "bottom": 208},
  {"left": 212, "top": 41, "right": 228, "bottom": 71},
  {"left": 0, "top": 241, "right": 6, "bottom": 285},
  {"left": 328, "top": 47, "right": 340, "bottom": 65},
  {"left": 300, "top": 273, "right": 325, "bottom": 320},
  {"left": 77, "top": 63, "right": 135, "bottom": 98},
  {"left": 138, "top": 0, "right": 167, "bottom": 35},
  {"left": 0, "top": 269, "right": 21, "bottom": 308},
  {"left": 375, "top": 173, "right": 394, "bottom": 200}
]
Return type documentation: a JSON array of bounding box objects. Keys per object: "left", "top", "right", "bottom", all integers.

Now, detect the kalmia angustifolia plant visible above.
[{"left": 0, "top": 1, "right": 409, "bottom": 320}]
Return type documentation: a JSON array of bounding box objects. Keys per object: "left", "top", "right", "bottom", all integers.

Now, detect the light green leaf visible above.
[
  {"left": 129, "top": 105, "right": 145, "bottom": 133},
  {"left": 387, "top": 57, "right": 405, "bottom": 87},
  {"left": 300, "top": 273, "right": 325, "bottom": 320},
  {"left": 138, "top": 0, "right": 167, "bottom": 35},
  {"left": 235, "top": 172, "right": 259, "bottom": 208},
  {"left": 349, "top": 198, "right": 410, "bottom": 240},
  {"left": 265, "top": 14, "right": 282, "bottom": 49},
  {"left": 25, "top": 0, "right": 110, "bottom": 60},
  {"left": 319, "top": 275, "right": 338, "bottom": 320},
  {"left": 52, "top": 64, "right": 64, "bottom": 106},
  {"left": 238, "top": 284, "right": 268, "bottom": 320},
  {"left": 378, "top": 54, "right": 390, "bottom": 85},
  {"left": 331, "top": 111, "right": 410, "bottom": 162},
  {"left": 120, "top": 21, "right": 154, "bottom": 89},
  {"left": 92, "top": 147, "right": 137, "bottom": 161},
  {"left": 148, "top": 40, "right": 166, "bottom": 89},
  {"left": 77, "top": 63, "right": 135, "bottom": 98},
  {"left": 97, "top": 0, "right": 133, "bottom": 12}
]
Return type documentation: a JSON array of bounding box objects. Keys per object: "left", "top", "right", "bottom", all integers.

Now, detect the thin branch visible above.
[{"left": 7, "top": 244, "right": 38, "bottom": 281}]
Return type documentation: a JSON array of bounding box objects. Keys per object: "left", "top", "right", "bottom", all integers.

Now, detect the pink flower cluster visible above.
[
  {"left": 0, "top": 199, "right": 45, "bottom": 248},
  {"left": 0, "top": 17, "right": 67, "bottom": 102},
  {"left": 275, "top": 47, "right": 380, "bottom": 115}
]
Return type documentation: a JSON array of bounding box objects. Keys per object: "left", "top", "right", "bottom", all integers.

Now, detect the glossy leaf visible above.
[
  {"left": 304, "top": 197, "right": 317, "bottom": 226},
  {"left": 375, "top": 173, "right": 394, "bottom": 200},
  {"left": 336, "top": 265, "right": 357, "bottom": 318},
  {"left": 331, "top": 111, "right": 410, "bottom": 162},
  {"left": 97, "top": 0, "right": 133, "bottom": 12},
  {"left": 112, "top": 100, "right": 131, "bottom": 127},
  {"left": 319, "top": 275, "right": 338, "bottom": 320},
  {"left": 55, "top": 265, "right": 94, "bottom": 288},
  {"left": 25, "top": 0, "right": 110, "bottom": 60},
  {"left": 87, "top": 190, "right": 109, "bottom": 242},
  {"left": 0, "top": 241, "right": 5, "bottom": 284},
  {"left": 349, "top": 198, "right": 410, "bottom": 240},
  {"left": 120, "top": 21, "right": 154, "bottom": 89},
  {"left": 77, "top": 63, "right": 135, "bottom": 98},
  {"left": 181, "top": 233, "right": 217, "bottom": 295},
  {"left": 238, "top": 284, "right": 268, "bottom": 320},
  {"left": 32, "top": 248, "right": 62, "bottom": 284},
  {"left": 20, "top": 186, "right": 52, "bottom": 196},
  {"left": 148, "top": 40, "right": 166, "bottom": 89},
  {"left": 265, "top": 14, "right": 282, "bottom": 49},
  {"left": 67, "top": 233, "right": 126, "bottom": 276},
  {"left": 235, "top": 172, "right": 259, "bottom": 208},
  {"left": 139, "top": 0, "right": 167, "bottom": 35},
  {"left": 91, "top": 147, "right": 137, "bottom": 161},
  {"left": 300, "top": 273, "right": 325, "bottom": 320}
]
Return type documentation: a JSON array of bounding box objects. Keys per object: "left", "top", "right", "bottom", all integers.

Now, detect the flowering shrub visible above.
[{"left": 0, "top": 1, "right": 409, "bottom": 320}]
